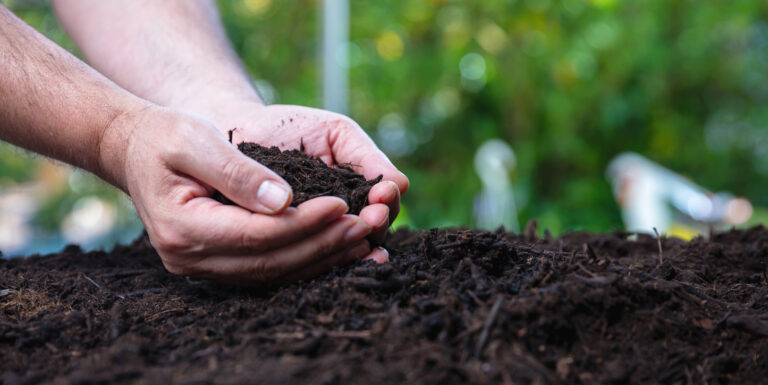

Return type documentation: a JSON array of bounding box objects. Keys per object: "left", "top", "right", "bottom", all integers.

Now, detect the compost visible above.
[
  {"left": 2, "top": 224, "right": 768, "bottom": 384},
  {"left": 213, "top": 142, "right": 381, "bottom": 215}
]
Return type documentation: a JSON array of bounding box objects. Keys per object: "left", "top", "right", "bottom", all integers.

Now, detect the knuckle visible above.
[
  {"left": 238, "top": 227, "right": 269, "bottom": 253},
  {"left": 221, "top": 159, "right": 252, "bottom": 192},
  {"left": 249, "top": 258, "right": 283, "bottom": 282},
  {"left": 151, "top": 228, "right": 189, "bottom": 255},
  {"left": 316, "top": 235, "right": 340, "bottom": 258},
  {"left": 161, "top": 260, "right": 193, "bottom": 277},
  {"left": 330, "top": 115, "right": 359, "bottom": 132}
]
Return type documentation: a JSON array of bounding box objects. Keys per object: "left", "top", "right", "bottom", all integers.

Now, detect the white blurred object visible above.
[
  {"left": 321, "top": 0, "right": 349, "bottom": 114},
  {"left": 0, "top": 188, "right": 36, "bottom": 254},
  {"left": 607, "top": 152, "right": 752, "bottom": 235},
  {"left": 61, "top": 197, "right": 116, "bottom": 245},
  {"left": 473, "top": 139, "right": 520, "bottom": 232}
]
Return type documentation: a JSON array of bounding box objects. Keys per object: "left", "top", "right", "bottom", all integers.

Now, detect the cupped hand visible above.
[
  {"left": 192, "top": 102, "right": 410, "bottom": 245},
  {"left": 99, "top": 105, "right": 388, "bottom": 285}
]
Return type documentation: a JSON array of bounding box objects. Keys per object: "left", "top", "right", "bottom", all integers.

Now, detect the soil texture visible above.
[
  {"left": 213, "top": 142, "right": 381, "bottom": 215},
  {"left": 2, "top": 225, "right": 768, "bottom": 384}
]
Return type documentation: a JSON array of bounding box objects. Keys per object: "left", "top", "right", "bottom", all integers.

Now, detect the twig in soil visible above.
[
  {"left": 466, "top": 290, "right": 484, "bottom": 306},
  {"left": 653, "top": 227, "right": 663, "bottom": 268},
  {"left": 327, "top": 330, "right": 371, "bottom": 340},
  {"left": 585, "top": 243, "right": 599, "bottom": 260},
  {"left": 576, "top": 262, "right": 597, "bottom": 278},
  {"left": 540, "top": 270, "right": 554, "bottom": 285},
  {"left": 274, "top": 330, "right": 372, "bottom": 340},
  {"left": 99, "top": 269, "right": 150, "bottom": 279},
  {"left": 524, "top": 219, "right": 538, "bottom": 241},
  {"left": 147, "top": 307, "right": 193, "bottom": 322},
  {"left": 81, "top": 274, "right": 102, "bottom": 290},
  {"left": 725, "top": 314, "right": 768, "bottom": 336},
  {"left": 227, "top": 128, "right": 239, "bottom": 144},
  {"left": 346, "top": 276, "right": 410, "bottom": 291},
  {"left": 0, "top": 288, "right": 12, "bottom": 297},
  {"left": 435, "top": 241, "right": 467, "bottom": 251},
  {"left": 120, "top": 288, "right": 163, "bottom": 297},
  {"left": 711, "top": 310, "right": 733, "bottom": 333},
  {"left": 475, "top": 295, "right": 503, "bottom": 357},
  {"left": 451, "top": 323, "right": 485, "bottom": 344}
]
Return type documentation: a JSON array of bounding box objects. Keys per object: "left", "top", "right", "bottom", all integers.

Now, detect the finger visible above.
[
  {"left": 329, "top": 122, "right": 410, "bottom": 195},
  {"left": 167, "top": 196, "right": 349, "bottom": 256},
  {"left": 363, "top": 247, "right": 389, "bottom": 264},
  {"left": 169, "top": 132, "right": 293, "bottom": 214},
  {"left": 368, "top": 180, "right": 400, "bottom": 225},
  {"left": 358, "top": 203, "right": 389, "bottom": 244},
  {"left": 183, "top": 214, "right": 373, "bottom": 284},
  {"left": 281, "top": 240, "right": 372, "bottom": 282}
]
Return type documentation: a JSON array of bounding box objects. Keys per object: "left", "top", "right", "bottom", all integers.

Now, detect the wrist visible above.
[
  {"left": 177, "top": 94, "right": 266, "bottom": 138},
  {"left": 96, "top": 101, "right": 154, "bottom": 191},
  {"left": 165, "top": 80, "right": 264, "bottom": 126}
]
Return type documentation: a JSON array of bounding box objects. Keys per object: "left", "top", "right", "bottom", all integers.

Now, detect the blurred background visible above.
[{"left": 2, "top": 0, "right": 768, "bottom": 256}]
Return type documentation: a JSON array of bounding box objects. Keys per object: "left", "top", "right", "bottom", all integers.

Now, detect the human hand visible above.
[
  {"left": 99, "top": 106, "right": 385, "bottom": 285},
  {"left": 187, "top": 102, "right": 410, "bottom": 245}
]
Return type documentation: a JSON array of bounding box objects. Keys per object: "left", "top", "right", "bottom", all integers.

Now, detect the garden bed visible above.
[{"left": 2, "top": 224, "right": 767, "bottom": 384}]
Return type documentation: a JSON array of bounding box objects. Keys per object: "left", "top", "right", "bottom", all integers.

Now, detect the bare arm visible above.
[
  {"left": 0, "top": 5, "right": 146, "bottom": 187},
  {"left": 52, "top": 0, "right": 262, "bottom": 119}
]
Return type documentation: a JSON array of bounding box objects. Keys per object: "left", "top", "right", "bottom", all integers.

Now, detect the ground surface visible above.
[
  {"left": 213, "top": 142, "right": 381, "bottom": 215},
  {"left": 1, "top": 225, "right": 767, "bottom": 384}
]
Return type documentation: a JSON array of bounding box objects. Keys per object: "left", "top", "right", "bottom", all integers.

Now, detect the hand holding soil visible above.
[
  {"left": 190, "top": 102, "right": 410, "bottom": 244},
  {"left": 104, "top": 106, "right": 394, "bottom": 285}
]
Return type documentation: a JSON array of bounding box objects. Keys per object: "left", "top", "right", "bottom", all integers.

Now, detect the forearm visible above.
[
  {"left": 0, "top": 6, "right": 146, "bottom": 188},
  {"left": 52, "top": 0, "right": 262, "bottom": 118}
]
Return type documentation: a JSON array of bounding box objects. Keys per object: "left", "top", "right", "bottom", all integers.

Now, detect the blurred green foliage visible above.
[{"left": 4, "top": 0, "right": 768, "bottom": 235}]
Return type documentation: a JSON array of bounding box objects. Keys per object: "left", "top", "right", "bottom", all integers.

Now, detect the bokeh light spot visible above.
[
  {"left": 585, "top": 21, "right": 618, "bottom": 50},
  {"left": 460, "top": 53, "right": 486, "bottom": 80},
  {"left": 376, "top": 31, "right": 404, "bottom": 61},
  {"left": 589, "top": 0, "right": 617, "bottom": 10},
  {"left": 241, "top": 0, "right": 272, "bottom": 15},
  {"left": 477, "top": 21, "right": 508, "bottom": 54}
]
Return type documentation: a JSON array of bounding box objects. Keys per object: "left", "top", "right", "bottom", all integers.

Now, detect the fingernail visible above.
[
  {"left": 344, "top": 220, "right": 371, "bottom": 243},
  {"left": 257, "top": 180, "right": 290, "bottom": 212},
  {"left": 376, "top": 208, "right": 390, "bottom": 228},
  {"left": 363, "top": 247, "right": 389, "bottom": 264},
  {"left": 384, "top": 181, "right": 399, "bottom": 200}
]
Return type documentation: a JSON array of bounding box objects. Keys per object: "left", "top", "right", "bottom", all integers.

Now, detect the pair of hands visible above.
[
  {"left": 103, "top": 102, "right": 409, "bottom": 286},
  {"left": 0, "top": 3, "right": 408, "bottom": 285}
]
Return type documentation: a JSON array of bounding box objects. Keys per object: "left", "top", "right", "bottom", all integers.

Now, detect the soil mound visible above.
[
  {"left": 2, "top": 226, "right": 767, "bottom": 384},
  {"left": 213, "top": 142, "right": 381, "bottom": 214}
]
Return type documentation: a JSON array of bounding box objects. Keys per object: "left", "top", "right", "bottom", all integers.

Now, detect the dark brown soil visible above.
[
  {"left": 2, "top": 225, "right": 767, "bottom": 384},
  {"left": 213, "top": 142, "right": 382, "bottom": 215}
]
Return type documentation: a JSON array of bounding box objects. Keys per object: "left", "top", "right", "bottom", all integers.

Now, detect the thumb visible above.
[
  {"left": 170, "top": 136, "right": 293, "bottom": 214},
  {"left": 329, "top": 119, "right": 409, "bottom": 195}
]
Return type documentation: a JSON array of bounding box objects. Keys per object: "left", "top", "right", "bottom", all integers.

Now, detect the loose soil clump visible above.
[
  {"left": 2, "top": 226, "right": 768, "bottom": 384},
  {"left": 213, "top": 142, "right": 381, "bottom": 215}
]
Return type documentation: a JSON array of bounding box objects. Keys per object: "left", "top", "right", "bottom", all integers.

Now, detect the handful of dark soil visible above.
[{"left": 214, "top": 142, "right": 382, "bottom": 214}]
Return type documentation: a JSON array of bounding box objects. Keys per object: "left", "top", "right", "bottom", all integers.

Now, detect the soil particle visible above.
[{"left": 213, "top": 142, "right": 381, "bottom": 214}]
